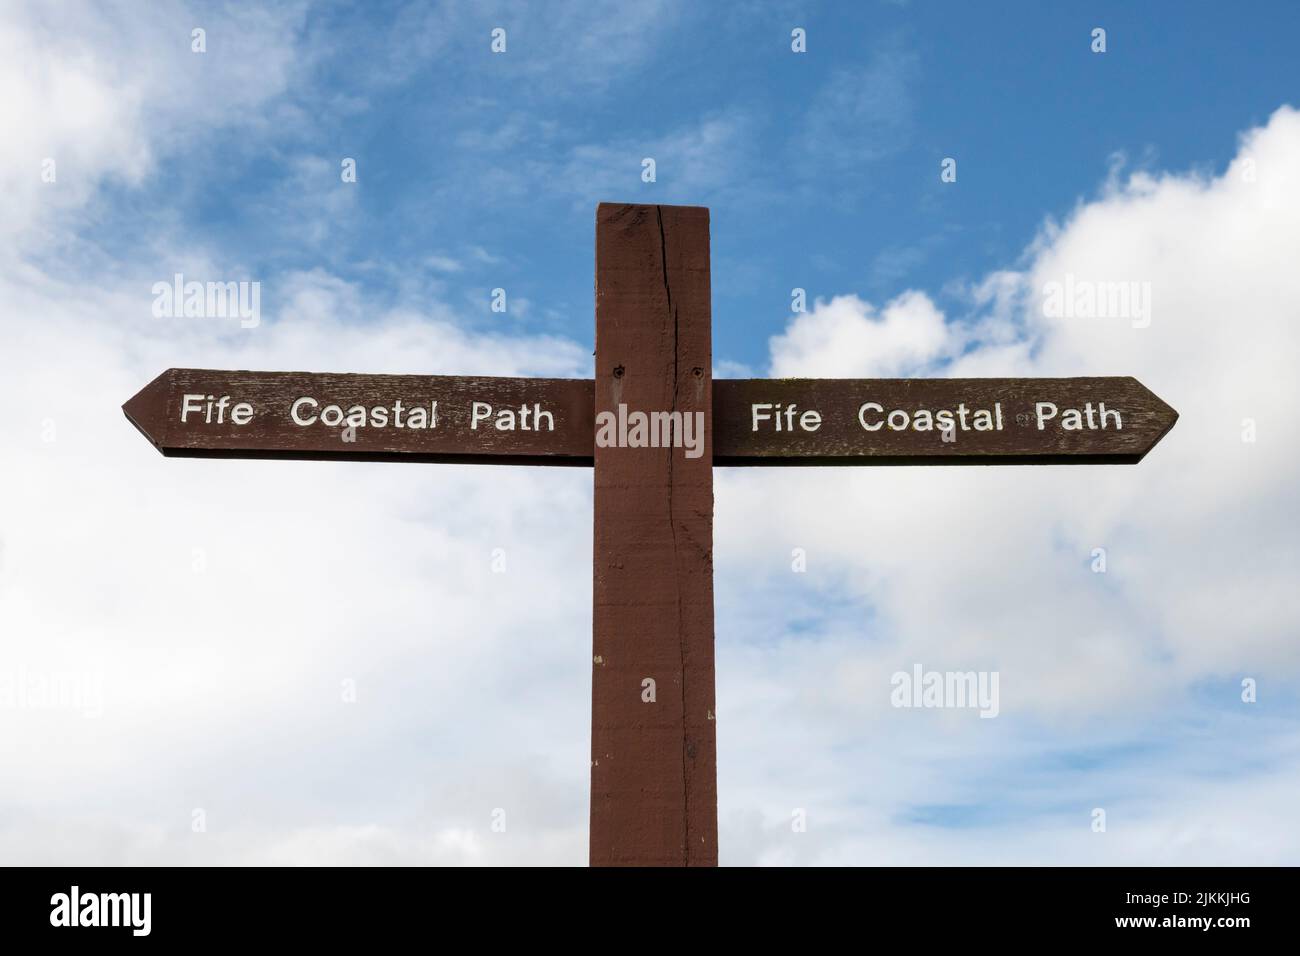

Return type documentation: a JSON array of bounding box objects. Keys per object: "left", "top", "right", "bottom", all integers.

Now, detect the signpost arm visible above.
[
  {"left": 120, "top": 202, "right": 1180, "bottom": 870},
  {"left": 591, "top": 203, "right": 718, "bottom": 866}
]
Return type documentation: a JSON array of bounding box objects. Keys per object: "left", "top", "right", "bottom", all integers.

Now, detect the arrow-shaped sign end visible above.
[
  {"left": 1127, "top": 376, "right": 1179, "bottom": 462},
  {"left": 122, "top": 369, "right": 174, "bottom": 455}
]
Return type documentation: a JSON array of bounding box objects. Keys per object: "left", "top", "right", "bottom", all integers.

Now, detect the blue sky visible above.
[
  {"left": 74, "top": 0, "right": 1300, "bottom": 373},
  {"left": 3, "top": 0, "right": 1300, "bottom": 864}
]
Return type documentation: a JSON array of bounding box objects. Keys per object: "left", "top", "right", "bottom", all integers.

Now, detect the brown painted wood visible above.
[
  {"left": 713, "top": 376, "right": 1178, "bottom": 465},
  {"left": 590, "top": 203, "right": 717, "bottom": 866},
  {"left": 126, "top": 372, "right": 1177, "bottom": 466},
  {"left": 120, "top": 203, "right": 1181, "bottom": 871},
  {"left": 122, "top": 369, "right": 594, "bottom": 466}
]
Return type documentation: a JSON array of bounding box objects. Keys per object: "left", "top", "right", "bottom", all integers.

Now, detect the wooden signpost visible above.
[
  {"left": 124, "top": 203, "right": 1178, "bottom": 866},
  {"left": 125, "top": 372, "right": 1174, "bottom": 467}
]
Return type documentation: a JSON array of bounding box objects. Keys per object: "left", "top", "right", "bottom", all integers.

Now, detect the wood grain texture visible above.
[
  {"left": 713, "top": 376, "right": 1178, "bottom": 465},
  {"left": 126, "top": 372, "right": 1177, "bottom": 466},
  {"left": 123, "top": 369, "right": 594, "bottom": 466},
  {"left": 590, "top": 203, "right": 717, "bottom": 866},
  {"left": 119, "top": 202, "right": 1182, "bottom": 874}
]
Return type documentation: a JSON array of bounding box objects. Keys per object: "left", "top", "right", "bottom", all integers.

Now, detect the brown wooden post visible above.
[
  {"left": 122, "top": 202, "right": 1180, "bottom": 869},
  {"left": 591, "top": 203, "right": 717, "bottom": 866}
]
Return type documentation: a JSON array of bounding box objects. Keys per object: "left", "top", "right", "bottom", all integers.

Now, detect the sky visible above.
[{"left": 1, "top": 0, "right": 1299, "bottom": 865}]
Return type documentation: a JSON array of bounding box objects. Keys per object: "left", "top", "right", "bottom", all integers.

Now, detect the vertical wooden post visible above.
[{"left": 591, "top": 203, "right": 717, "bottom": 866}]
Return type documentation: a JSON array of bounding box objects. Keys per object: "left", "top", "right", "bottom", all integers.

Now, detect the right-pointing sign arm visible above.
[{"left": 711, "top": 377, "right": 1177, "bottom": 465}]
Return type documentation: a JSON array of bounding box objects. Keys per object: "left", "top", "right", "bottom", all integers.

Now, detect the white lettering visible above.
[{"left": 291, "top": 397, "right": 319, "bottom": 425}]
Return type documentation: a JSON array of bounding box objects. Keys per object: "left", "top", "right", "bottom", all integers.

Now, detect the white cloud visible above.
[
  {"left": 0, "top": 1, "right": 592, "bottom": 865},
  {"left": 770, "top": 291, "right": 951, "bottom": 378},
  {"left": 708, "top": 106, "right": 1300, "bottom": 863},
  {"left": 0, "top": 0, "right": 306, "bottom": 252},
  {"left": 741, "top": 106, "right": 1300, "bottom": 713},
  {"left": 3, "top": 2, "right": 1298, "bottom": 866}
]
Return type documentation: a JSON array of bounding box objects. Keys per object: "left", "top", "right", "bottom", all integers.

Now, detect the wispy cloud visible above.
[
  {"left": 2, "top": 1, "right": 1297, "bottom": 867},
  {"left": 795, "top": 39, "right": 919, "bottom": 180}
]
